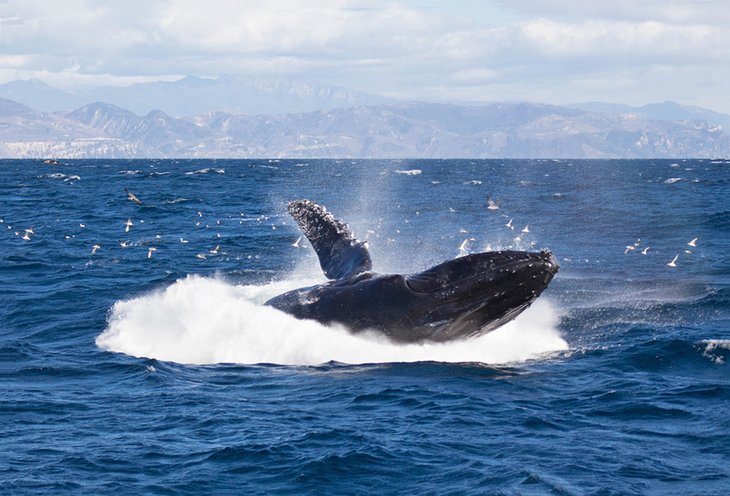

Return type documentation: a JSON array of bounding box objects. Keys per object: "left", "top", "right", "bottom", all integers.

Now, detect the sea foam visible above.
[{"left": 97, "top": 275, "right": 568, "bottom": 366}]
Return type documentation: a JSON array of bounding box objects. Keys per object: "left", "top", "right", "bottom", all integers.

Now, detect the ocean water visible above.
[{"left": 1, "top": 158, "right": 728, "bottom": 495}]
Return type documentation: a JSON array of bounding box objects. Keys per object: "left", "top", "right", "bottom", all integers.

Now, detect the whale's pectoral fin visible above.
[{"left": 288, "top": 199, "right": 372, "bottom": 280}]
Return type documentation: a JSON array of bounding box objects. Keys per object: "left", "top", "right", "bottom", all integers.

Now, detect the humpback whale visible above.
[{"left": 265, "top": 200, "right": 559, "bottom": 343}]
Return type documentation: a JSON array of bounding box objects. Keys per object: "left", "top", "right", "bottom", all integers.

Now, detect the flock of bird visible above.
[
  {"left": 4, "top": 186, "right": 230, "bottom": 262},
  {"left": 623, "top": 236, "right": 698, "bottom": 268},
  {"left": 480, "top": 196, "right": 699, "bottom": 269},
  {"left": 6, "top": 188, "right": 700, "bottom": 270}
]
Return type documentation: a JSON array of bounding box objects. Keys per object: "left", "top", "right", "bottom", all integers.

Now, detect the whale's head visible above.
[{"left": 404, "top": 250, "right": 559, "bottom": 341}]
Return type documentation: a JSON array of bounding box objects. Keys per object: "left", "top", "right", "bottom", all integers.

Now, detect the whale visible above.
[{"left": 265, "top": 200, "right": 559, "bottom": 343}]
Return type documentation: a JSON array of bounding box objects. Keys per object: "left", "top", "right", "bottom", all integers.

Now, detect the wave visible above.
[{"left": 97, "top": 275, "right": 567, "bottom": 366}]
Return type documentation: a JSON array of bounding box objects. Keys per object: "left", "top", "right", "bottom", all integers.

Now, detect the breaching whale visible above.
[{"left": 265, "top": 200, "right": 559, "bottom": 343}]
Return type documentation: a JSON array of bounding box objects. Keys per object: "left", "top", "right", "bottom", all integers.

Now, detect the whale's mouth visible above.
[
  {"left": 405, "top": 250, "right": 558, "bottom": 294},
  {"left": 403, "top": 250, "right": 559, "bottom": 341}
]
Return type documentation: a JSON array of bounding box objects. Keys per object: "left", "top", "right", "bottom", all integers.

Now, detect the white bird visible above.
[
  {"left": 21, "top": 232, "right": 32, "bottom": 241},
  {"left": 79, "top": 223, "right": 86, "bottom": 228},
  {"left": 91, "top": 244, "right": 101, "bottom": 255},
  {"left": 667, "top": 254, "right": 678, "bottom": 267},
  {"left": 487, "top": 198, "right": 500, "bottom": 210},
  {"left": 24, "top": 227, "right": 34, "bottom": 235},
  {"left": 521, "top": 225, "right": 530, "bottom": 233},
  {"left": 120, "top": 241, "right": 130, "bottom": 248},
  {"left": 458, "top": 238, "right": 475, "bottom": 257},
  {"left": 210, "top": 245, "right": 220, "bottom": 254},
  {"left": 641, "top": 246, "right": 650, "bottom": 255},
  {"left": 292, "top": 236, "right": 302, "bottom": 248},
  {"left": 147, "top": 247, "right": 157, "bottom": 259},
  {"left": 505, "top": 218, "right": 514, "bottom": 230},
  {"left": 180, "top": 238, "right": 189, "bottom": 244},
  {"left": 688, "top": 237, "right": 698, "bottom": 247},
  {"left": 195, "top": 253, "right": 206, "bottom": 260},
  {"left": 624, "top": 245, "right": 635, "bottom": 254},
  {"left": 125, "top": 218, "right": 134, "bottom": 232}
]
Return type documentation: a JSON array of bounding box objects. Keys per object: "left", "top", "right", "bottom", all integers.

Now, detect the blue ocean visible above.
[{"left": 2, "top": 158, "right": 728, "bottom": 495}]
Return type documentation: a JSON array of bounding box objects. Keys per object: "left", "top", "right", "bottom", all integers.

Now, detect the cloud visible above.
[
  {"left": 0, "top": 0, "right": 728, "bottom": 112},
  {"left": 518, "top": 18, "right": 726, "bottom": 62},
  {"left": 499, "top": 0, "right": 730, "bottom": 24}
]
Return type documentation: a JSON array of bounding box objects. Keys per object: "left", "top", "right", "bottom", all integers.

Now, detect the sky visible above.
[{"left": 1, "top": 0, "right": 729, "bottom": 113}]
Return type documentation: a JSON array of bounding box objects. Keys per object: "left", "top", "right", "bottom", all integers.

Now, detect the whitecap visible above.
[
  {"left": 701, "top": 339, "right": 730, "bottom": 364},
  {"left": 185, "top": 168, "right": 226, "bottom": 175}
]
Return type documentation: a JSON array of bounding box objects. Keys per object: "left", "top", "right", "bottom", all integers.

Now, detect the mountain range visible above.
[
  {"left": 0, "top": 77, "right": 728, "bottom": 159},
  {"left": 0, "top": 76, "right": 393, "bottom": 117}
]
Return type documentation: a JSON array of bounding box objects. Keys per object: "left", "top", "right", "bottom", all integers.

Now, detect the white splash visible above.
[
  {"left": 97, "top": 275, "right": 568, "bottom": 366},
  {"left": 701, "top": 339, "right": 730, "bottom": 364}
]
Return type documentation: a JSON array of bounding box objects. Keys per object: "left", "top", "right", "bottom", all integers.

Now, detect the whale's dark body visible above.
[{"left": 266, "top": 200, "right": 559, "bottom": 343}]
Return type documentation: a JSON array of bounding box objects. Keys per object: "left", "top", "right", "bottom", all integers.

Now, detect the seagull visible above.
[
  {"left": 688, "top": 237, "right": 698, "bottom": 247},
  {"left": 487, "top": 198, "right": 500, "bottom": 210},
  {"left": 180, "top": 238, "right": 189, "bottom": 244},
  {"left": 292, "top": 236, "right": 302, "bottom": 248},
  {"left": 91, "top": 244, "right": 101, "bottom": 255},
  {"left": 624, "top": 245, "right": 636, "bottom": 254},
  {"left": 521, "top": 225, "right": 530, "bottom": 233},
  {"left": 210, "top": 245, "right": 220, "bottom": 254},
  {"left": 667, "top": 254, "right": 678, "bottom": 267},
  {"left": 641, "top": 246, "right": 650, "bottom": 255},
  {"left": 21, "top": 232, "right": 32, "bottom": 241},
  {"left": 147, "top": 247, "right": 157, "bottom": 259},
  {"left": 195, "top": 253, "right": 206, "bottom": 260},
  {"left": 458, "top": 238, "right": 475, "bottom": 257},
  {"left": 79, "top": 223, "right": 86, "bottom": 228},
  {"left": 120, "top": 241, "right": 130, "bottom": 248},
  {"left": 125, "top": 218, "right": 134, "bottom": 232},
  {"left": 24, "top": 227, "right": 34, "bottom": 235},
  {"left": 505, "top": 218, "right": 514, "bottom": 230},
  {"left": 125, "top": 188, "right": 142, "bottom": 205}
]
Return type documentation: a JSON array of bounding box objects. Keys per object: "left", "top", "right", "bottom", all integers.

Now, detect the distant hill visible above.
[
  {"left": 568, "top": 101, "right": 730, "bottom": 132},
  {"left": 0, "top": 76, "right": 395, "bottom": 117},
  {"left": 1, "top": 97, "right": 727, "bottom": 159}
]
